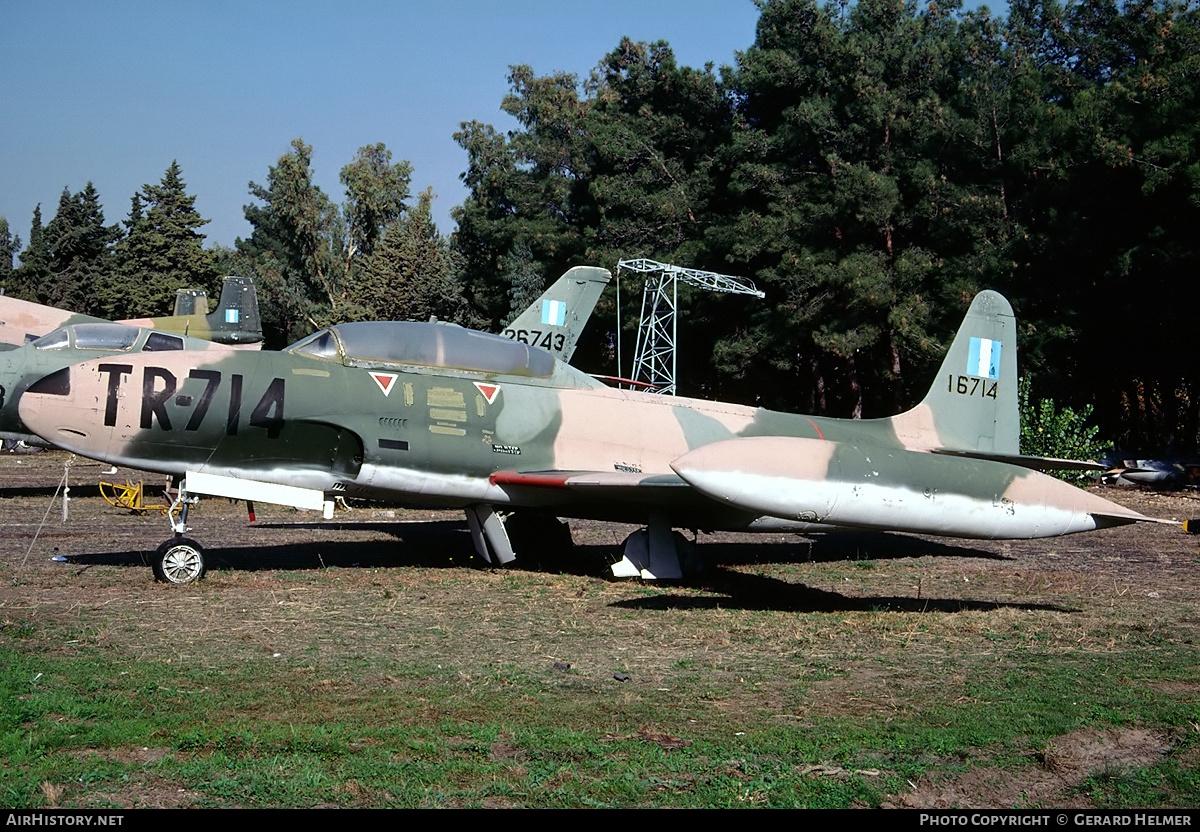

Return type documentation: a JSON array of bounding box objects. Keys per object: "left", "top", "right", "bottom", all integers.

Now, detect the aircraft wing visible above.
[{"left": 930, "top": 449, "right": 1108, "bottom": 471}]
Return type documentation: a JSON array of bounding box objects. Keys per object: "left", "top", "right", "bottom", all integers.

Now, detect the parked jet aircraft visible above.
[
  {"left": 0, "top": 276, "right": 263, "bottom": 349},
  {"left": 16, "top": 287, "right": 1174, "bottom": 584}
]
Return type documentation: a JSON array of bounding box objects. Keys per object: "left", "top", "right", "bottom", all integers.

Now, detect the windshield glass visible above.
[
  {"left": 288, "top": 329, "right": 342, "bottom": 361},
  {"left": 31, "top": 329, "right": 69, "bottom": 350},
  {"left": 71, "top": 323, "right": 140, "bottom": 351},
  {"left": 287, "top": 321, "right": 555, "bottom": 377}
]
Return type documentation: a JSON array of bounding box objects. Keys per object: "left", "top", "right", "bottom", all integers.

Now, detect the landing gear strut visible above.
[
  {"left": 611, "top": 515, "right": 703, "bottom": 581},
  {"left": 145, "top": 471, "right": 332, "bottom": 584},
  {"left": 464, "top": 505, "right": 575, "bottom": 569},
  {"left": 150, "top": 480, "right": 206, "bottom": 584}
]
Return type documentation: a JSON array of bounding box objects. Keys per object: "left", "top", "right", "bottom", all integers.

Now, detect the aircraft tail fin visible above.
[
  {"left": 891, "top": 290, "right": 1019, "bottom": 456},
  {"left": 204, "top": 276, "right": 263, "bottom": 347},
  {"left": 501, "top": 266, "right": 611, "bottom": 363},
  {"left": 173, "top": 289, "right": 209, "bottom": 317}
]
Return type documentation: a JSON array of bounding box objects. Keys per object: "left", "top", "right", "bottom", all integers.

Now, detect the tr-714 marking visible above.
[{"left": 97, "top": 364, "right": 285, "bottom": 436}]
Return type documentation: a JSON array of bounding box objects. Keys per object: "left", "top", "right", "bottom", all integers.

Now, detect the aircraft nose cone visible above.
[{"left": 18, "top": 367, "right": 94, "bottom": 446}]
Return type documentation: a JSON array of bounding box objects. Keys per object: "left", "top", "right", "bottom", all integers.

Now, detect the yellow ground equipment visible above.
[{"left": 99, "top": 479, "right": 171, "bottom": 515}]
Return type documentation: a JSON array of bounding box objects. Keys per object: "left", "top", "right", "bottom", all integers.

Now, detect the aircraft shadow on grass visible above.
[
  {"left": 607, "top": 569, "right": 1076, "bottom": 615},
  {"left": 56, "top": 522, "right": 1071, "bottom": 614},
  {"left": 60, "top": 522, "right": 1000, "bottom": 575},
  {"left": 4, "top": 483, "right": 109, "bottom": 499},
  {"left": 698, "top": 530, "right": 1008, "bottom": 566}
]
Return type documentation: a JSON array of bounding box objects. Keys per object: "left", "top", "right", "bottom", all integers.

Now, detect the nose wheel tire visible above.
[{"left": 153, "top": 537, "right": 206, "bottom": 584}]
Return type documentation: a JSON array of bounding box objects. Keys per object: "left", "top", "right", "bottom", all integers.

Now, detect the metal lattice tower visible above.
[{"left": 617, "top": 259, "right": 764, "bottom": 395}]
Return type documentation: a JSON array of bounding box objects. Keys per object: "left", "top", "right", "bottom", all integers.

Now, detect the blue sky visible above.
[{"left": 1, "top": 0, "right": 1001, "bottom": 251}]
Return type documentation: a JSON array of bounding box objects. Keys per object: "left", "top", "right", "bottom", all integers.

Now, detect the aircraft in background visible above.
[
  {"left": 0, "top": 276, "right": 263, "bottom": 350},
  {"left": 17, "top": 287, "right": 1175, "bottom": 584},
  {"left": 1101, "top": 456, "right": 1200, "bottom": 488}
]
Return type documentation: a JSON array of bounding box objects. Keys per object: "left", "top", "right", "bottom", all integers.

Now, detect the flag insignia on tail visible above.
[
  {"left": 541, "top": 300, "right": 566, "bottom": 326},
  {"left": 968, "top": 337, "right": 1002, "bottom": 380}
]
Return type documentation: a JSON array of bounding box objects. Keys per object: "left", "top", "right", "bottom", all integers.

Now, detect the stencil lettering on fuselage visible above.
[{"left": 99, "top": 365, "right": 285, "bottom": 436}]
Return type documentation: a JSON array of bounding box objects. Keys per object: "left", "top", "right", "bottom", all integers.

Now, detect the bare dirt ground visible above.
[{"left": 3, "top": 448, "right": 1199, "bottom": 808}]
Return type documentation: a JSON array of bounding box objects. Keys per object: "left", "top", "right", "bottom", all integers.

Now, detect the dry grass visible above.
[{"left": 3, "top": 451, "right": 1200, "bottom": 807}]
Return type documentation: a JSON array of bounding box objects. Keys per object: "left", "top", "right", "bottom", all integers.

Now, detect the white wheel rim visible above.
[{"left": 162, "top": 545, "right": 203, "bottom": 583}]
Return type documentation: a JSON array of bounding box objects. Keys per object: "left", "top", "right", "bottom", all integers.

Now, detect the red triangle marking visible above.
[
  {"left": 371, "top": 372, "right": 398, "bottom": 396},
  {"left": 475, "top": 382, "right": 500, "bottom": 404}
]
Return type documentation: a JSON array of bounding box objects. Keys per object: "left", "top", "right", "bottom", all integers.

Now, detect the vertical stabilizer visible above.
[
  {"left": 173, "top": 289, "right": 209, "bottom": 317},
  {"left": 205, "top": 276, "right": 263, "bottom": 347},
  {"left": 892, "top": 290, "right": 1018, "bottom": 455},
  {"left": 501, "top": 266, "right": 611, "bottom": 363}
]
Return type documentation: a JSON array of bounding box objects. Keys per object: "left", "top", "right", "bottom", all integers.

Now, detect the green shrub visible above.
[{"left": 1018, "top": 376, "right": 1108, "bottom": 484}]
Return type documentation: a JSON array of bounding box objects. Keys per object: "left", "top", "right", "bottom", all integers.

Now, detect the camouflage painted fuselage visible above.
[{"left": 16, "top": 306, "right": 1157, "bottom": 540}]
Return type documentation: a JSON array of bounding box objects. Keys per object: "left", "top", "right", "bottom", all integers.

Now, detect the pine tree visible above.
[
  {"left": 583, "top": 38, "right": 733, "bottom": 266},
  {"left": 42, "top": 184, "right": 118, "bottom": 313},
  {"left": 340, "top": 143, "right": 412, "bottom": 265},
  {"left": 452, "top": 66, "right": 592, "bottom": 325},
  {"left": 0, "top": 217, "right": 17, "bottom": 292},
  {"left": 501, "top": 243, "right": 544, "bottom": 327},
  {"left": 345, "top": 189, "right": 469, "bottom": 325},
  {"left": 103, "top": 161, "right": 218, "bottom": 318},
  {"left": 717, "top": 0, "right": 987, "bottom": 415},
  {"left": 9, "top": 205, "right": 49, "bottom": 302},
  {"left": 239, "top": 139, "right": 341, "bottom": 345}
]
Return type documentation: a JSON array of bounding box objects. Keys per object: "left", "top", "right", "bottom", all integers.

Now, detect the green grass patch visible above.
[{"left": 4, "top": 624, "right": 1198, "bottom": 808}]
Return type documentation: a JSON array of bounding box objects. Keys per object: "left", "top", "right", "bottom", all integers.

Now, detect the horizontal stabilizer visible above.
[{"left": 931, "top": 449, "right": 1107, "bottom": 472}]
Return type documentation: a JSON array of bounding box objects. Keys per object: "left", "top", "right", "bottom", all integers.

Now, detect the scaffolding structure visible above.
[{"left": 617, "top": 258, "right": 764, "bottom": 395}]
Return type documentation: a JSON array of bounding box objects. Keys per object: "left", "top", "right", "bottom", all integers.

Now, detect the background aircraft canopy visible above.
[
  {"left": 33, "top": 323, "right": 191, "bottom": 354},
  {"left": 287, "top": 321, "right": 557, "bottom": 378},
  {"left": 33, "top": 322, "right": 187, "bottom": 354}
]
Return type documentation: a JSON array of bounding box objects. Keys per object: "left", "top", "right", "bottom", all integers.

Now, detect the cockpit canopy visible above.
[
  {"left": 32, "top": 323, "right": 185, "bottom": 353},
  {"left": 286, "top": 321, "right": 556, "bottom": 378}
]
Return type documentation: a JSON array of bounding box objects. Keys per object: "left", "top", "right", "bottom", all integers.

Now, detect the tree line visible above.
[
  {"left": 0, "top": 144, "right": 466, "bottom": 347},
  {"left": 2, "top": 0, "right": 1197, "bottom": 453},
  {"left": 452, "top": 0, "right": 1200, "bottom": 453},
  {"left": 1, "top": 164, "right": 219, "bottom": 321}
]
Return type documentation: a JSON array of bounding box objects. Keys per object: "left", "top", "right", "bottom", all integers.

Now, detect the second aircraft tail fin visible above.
[
  {"left": 204, "top": 276, "right": 263, "bottom": 347},
  {"left": 501, "top": 266, "right": 611, "bottom": 363}
]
